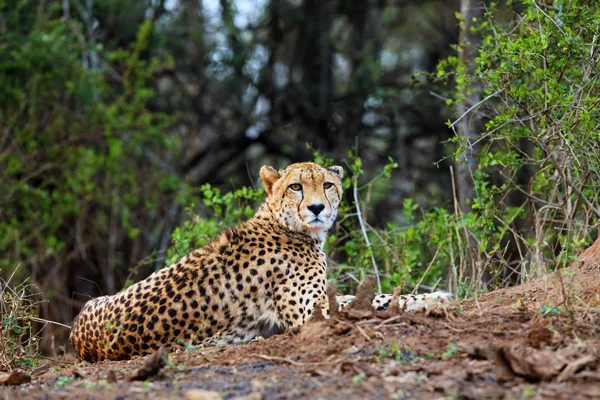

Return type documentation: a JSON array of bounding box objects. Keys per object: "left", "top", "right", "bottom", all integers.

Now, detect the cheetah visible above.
[{"left": 70, "top": 162, "right": 450, "bottom": 361}]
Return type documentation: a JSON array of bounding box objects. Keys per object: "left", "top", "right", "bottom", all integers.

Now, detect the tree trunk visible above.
[
  {"left": 455, "top": 0, "right": 487, "bottom": 289},
  {"left": 296, "top": 0, "right": 334, "bottom": 149}
]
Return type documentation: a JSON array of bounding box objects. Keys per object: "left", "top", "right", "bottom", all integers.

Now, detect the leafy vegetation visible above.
[
  {"left": 435, "top": 0, "right": 600, "bottom": 291},
  {"left": 441, "top": 343, "right": 460, "bottom": 360},
  {"left": 374, "top": 342, "right": 416, "bottom": 364},
  {"left": 0, "top": 2, "right": 195, "bottom": 338}
]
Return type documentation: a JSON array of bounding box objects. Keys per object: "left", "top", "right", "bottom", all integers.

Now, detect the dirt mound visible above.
[
  {"left": 462, "top": 236, "right": 600, "bottom": 316},
  {"left": 3, "top": 239, "right": 600, "bottom": 399}
]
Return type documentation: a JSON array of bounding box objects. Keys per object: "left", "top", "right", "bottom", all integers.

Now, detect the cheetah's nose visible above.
[{"left": 307, "top": 203, "right": 325, "bottom": 216}]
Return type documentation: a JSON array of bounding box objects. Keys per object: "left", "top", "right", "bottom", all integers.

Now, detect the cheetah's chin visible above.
[
  {"left": 297, "top": 218, "right": 321, "bottom": 229},
  {"left": 305, "top": 218, "right": 325, "bottom": 227},
  {"left": 302, "top": 219, "right": 332, "bottom": 237}
]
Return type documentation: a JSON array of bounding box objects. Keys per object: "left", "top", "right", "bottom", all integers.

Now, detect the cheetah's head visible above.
[{"left": 260, "top": 162, "right": 344, "bottom": 242}]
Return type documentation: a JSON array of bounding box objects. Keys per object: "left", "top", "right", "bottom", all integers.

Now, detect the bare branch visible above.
[{"left": 353, "top": 175, "right": 382, "bottom": 294}]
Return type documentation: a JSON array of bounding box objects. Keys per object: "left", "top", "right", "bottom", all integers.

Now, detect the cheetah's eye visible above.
[
  {"left": 323, "top": 182, "right": 334, "bottom": 190},
  {"left": 289, "top": 183, "right": 302, "bottom": 191}
]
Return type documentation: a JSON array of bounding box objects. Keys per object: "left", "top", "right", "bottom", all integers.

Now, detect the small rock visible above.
[
  {"left": 250, "top": 379, "right": 266, "bottom": 391},
  {"left": 30, "top": 364, "right": 51, "bottom": 378},
  {"left": 128, "top": 347, "right": 169, "bottom": 381},
  {"left": 106, "top": 369, "right": 118, "bottom": 383},
  {"left": 234, "top": 394, "right": 263, "bottom": 400},
  {"left": 496, "top": 345, "right": 568, "bottom": 381},
  {"left": 184, "top": 389, "right": 222, "bottom": 400},
  {"left": 73, "top": 367, "right": 87, "bottom": 379},
  {"left": 0, "top": 369, "right": 31, "bottom": 386}
]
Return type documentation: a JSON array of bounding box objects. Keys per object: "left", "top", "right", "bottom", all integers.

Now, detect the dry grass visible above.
[{"left": 0, "top": 266, "right": 43, "bottom": 371}]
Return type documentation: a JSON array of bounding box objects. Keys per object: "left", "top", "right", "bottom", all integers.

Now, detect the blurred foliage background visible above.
[{"left": 1, "top": 0, "right": 599, "bottom": 357}]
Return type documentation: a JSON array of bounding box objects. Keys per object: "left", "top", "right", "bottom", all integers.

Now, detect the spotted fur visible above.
[
  {"left": 70, "top": 162, "right": 450, "bottom": 362},
  {"left": 323, "top": 292, "right": 453, "bottom": 318}
]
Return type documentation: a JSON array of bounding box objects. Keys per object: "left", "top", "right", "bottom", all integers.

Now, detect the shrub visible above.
[
  {"left": 0, "top": 268, "right": 41, "bottom": 370},
  {"left": 0, "top": 5, "right": 194, "bottom": 336},
  {"left": 436, "top": 0, "right": 600, "bottom": 290}
]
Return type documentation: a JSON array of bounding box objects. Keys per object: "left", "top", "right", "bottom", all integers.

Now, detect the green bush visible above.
[
  {"left": 0, "top": 9, "right": 191, "bottom": 267},
  {"left": 323, "top": 152, "right": 449, "bottom": 294},
  {"left": 436, "top": 0, "right": 600, "bottom": 289},
  {"left": 0, "top": 3, "right": 194, "bottom": 332}
]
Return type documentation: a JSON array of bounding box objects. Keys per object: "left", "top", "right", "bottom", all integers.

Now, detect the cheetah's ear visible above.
[
  {"left": 328, "top": 166, "right": 344, "bottom": 179},
  {"left": 260, "top": 165, "right": 281, "bottom": 196}
]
